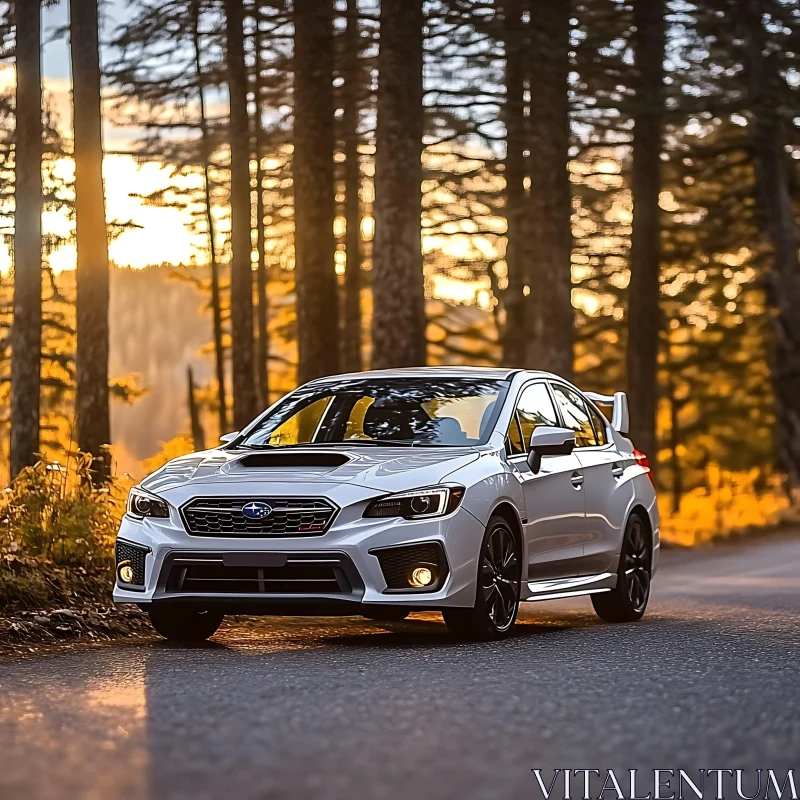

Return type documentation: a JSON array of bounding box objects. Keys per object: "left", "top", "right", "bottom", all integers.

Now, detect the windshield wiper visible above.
[
  {"left": 235, "top": 441, "right": 414, "bottom": 450},
  {"left": 318, "top": 440, "right": 415, "bottom": 448}
]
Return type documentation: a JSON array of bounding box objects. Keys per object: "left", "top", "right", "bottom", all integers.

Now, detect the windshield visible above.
[{"left": 238, "top": 377, "right": 510, "bottom": 448}]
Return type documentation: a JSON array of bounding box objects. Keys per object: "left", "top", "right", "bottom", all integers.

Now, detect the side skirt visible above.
[{"left": 521, "top": 571, "right": 617, "bottom": 603}]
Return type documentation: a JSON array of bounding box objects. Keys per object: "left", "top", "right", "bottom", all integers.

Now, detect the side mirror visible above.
[
  {"left": 527, "top": 426, "right": 576, "bottom": 474},
  {"left": 219, "top": 431, "right": 240, "bottom": 445}
]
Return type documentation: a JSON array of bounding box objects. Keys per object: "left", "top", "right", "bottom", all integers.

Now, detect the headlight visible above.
[
  {"left": 127, "top": 487, "right": 170, "bottom": 519},
  {"left": 364, "top": 486, "right": 465, "bottom": 520}
]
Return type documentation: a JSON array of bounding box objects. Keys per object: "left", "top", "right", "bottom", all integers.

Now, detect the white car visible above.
[{"left": 114, "top": 367, "right": 659, "bottom": 641}]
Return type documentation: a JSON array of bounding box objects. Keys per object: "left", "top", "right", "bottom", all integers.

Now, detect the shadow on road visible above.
[{"left": 326, "top": 612, "right": 602, "bottom": 649}]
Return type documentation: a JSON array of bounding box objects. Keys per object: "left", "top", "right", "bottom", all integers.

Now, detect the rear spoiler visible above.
[{"left": 584, "top": 391, "right": 630, "bottom": 436}]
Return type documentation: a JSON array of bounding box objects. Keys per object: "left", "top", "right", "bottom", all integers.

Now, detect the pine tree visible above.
[
  {"left": 187, "top": 364, "right": 206, "bottom": 451},
  {"left": 109, "top": 0, "right": 238, "bottom": 434},
  {"left": 10, "top": 0, "right": 43, "bottom": 477},
  {"left": 191, "top": 0, "right": 229, "bottom": 435},
  {"left": 70, "top": 0, "right": 111, "bottom": 481},
  {"left": 526, "top": 0, "right": 573, "bottom": 376},
  {"left": 371, "top": 0, "right": 426, "bottom": 369},
  {"left": 626, "top": 0, "right": 666, "bottom": 463},
  {"left": 339, "top": 0, "right": 364, "bottom": 374},
  {"left": 253, "top": 7, "right": 270, "bottom": 409},
  {"left": 226, "top": 0, "right": 257, "bottom": 429},
  {"left": 739, "top": 0, "right": 800, "bottom": 494},
  {"left": 293, "top": 0, "right": 338, "bottom": 384},
  {"left": 500, "top": 0, "right": 528, "bottom": 367}
]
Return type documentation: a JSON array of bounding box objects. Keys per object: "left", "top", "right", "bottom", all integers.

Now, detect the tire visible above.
[
  {"left": 148, "top": 605, "right": 224, "bottom": 642},
  {"left": 443, "top": 515, "right": 521, "bottom": 641},
  {"left": 592, "top": 512, "right": 652, "bottom": 623},
  {"left": 361, "top": 607, "right": 410, "bottom": 622}
]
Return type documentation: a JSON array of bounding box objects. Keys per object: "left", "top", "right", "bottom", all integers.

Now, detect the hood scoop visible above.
[{"left": 234, "top": 452, "right": 352, "bottom": 469}]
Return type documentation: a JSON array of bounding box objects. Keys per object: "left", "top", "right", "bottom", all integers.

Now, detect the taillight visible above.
[{"left": 633, "top": 448, "right": 656, "bottom": 485}]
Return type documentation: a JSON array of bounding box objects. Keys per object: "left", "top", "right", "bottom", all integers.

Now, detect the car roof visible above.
[{"left": 306, "top": 366, "right": 560, "bottom": 384}]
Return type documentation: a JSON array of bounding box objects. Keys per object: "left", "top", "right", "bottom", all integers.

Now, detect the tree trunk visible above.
[
  {"left": 341, "top": 0, "right": 363, "bottom": 374},
  {"left": 10, "top": 0, "right": 43, "bottom": 478},
  {"left": 625, "top": 0, "right": 665, "bottom": 464},
  {"left": 70, "top": 0, "right": 111, "bottom": 482},
  {"left": 742, "top": 0, "right": 800, "bottom": 496},
  {"left": 371, "top": 0, "right": 426, "bottom": 369},
  {"left": 665, "top": 336, "right": 682, "bottom": 514},
  {"left": 225, "top": 0, "right": 257, "bottom": 429},
  {"left": 255, "top": 150, "right": 269, "bottom": 408},
  {"left": 293, "top": 0, "right": 338, "bottom": 383},
  {"left": 192, "top": 0, "right": 228, "bottom": 435},
  {"left": 526, "top": 0, "right": 573, "bottom": 377},
  {"left": 501, "top": 0, "right": 528, "bottom": 367},
  {"left": 252, "top": 7, "right": 269, "bottom": 409},
  {"left": 187, "top": 365, "right": 206, "bottom": 452}
]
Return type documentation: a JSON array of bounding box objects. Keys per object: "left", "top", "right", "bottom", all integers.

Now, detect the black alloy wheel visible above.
[
  {"left": 624, "top": 514, "right": 651, "bottom": 613},
  {"left": 591, "top": 512, "right": 652, "bottom": 623},
  {"left": 481, "top": 522, "right": 520, "bottom": 632},
  {"left": 443, "top": 516, "right": 521, "bottom": 640}
]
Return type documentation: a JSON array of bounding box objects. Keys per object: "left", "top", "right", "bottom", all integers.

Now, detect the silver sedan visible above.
[{"left": 113, "top": 367, "right": 659, "bottom": 642}]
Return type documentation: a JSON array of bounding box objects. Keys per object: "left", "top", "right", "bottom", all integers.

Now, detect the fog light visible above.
[
  {"left": 409, "top": 565, "right": 435, "bottom": 588},
  {"left": 118, "top": 561, "right": 135, "bottom": 584}
]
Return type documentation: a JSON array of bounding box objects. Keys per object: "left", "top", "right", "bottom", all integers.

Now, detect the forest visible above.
[{"left": 1, "top": 0, "right": 799, "bottom": 566}]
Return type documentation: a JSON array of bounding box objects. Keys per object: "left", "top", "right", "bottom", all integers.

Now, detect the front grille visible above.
[
  {"left": 164, "top": 555, "right": 353, "bottom": 595},
  {"left": 372, "top": 543, "right": 447, "bottom": 592},
  {"left": 180, "top": 497, "right": 338, "bottom": 537},
  {"left": 116, "top": 540, "right": 147, "bottom": 586}
]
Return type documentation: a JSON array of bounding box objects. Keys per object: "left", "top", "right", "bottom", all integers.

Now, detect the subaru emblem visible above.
[{"left": 242, "top": 501, "right": 273, "bottom": 520}]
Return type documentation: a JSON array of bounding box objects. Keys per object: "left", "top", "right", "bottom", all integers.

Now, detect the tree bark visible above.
[
  {"left": 252, "top": 6, "right": 269, "bottom": 410},
  {"left": 70, "top": 0, "right": 111, "bottom": 482},
  {"left": 293, "top": 0, "right": 338, "bottom": 383},
  {"left": 225, "top": 0, "right": 257, "bottom": 430},
  {"left": 254, "top": 149, "right": 269, "bottom": 408},
  {"left": 625, "top": 0, "right": 665, "bottom": 463},
  {"left": 742, "top": 0, "right": 800, "bottom": 496},
  {"left": 341, "top": 0, "right": 363, "bottom": 374},
  {"left": 187, "top": 365, "right": 206, "bottom": 452},
  {"left": 192, "top": 0, "right": 228, "bottom": 435},
  {"left": 501, "top": 0, "right": 528, "bottom": 367},
  {"left": 371, "top": 0, "right": 426, "bottom": 369},
  {"left": 10, "top": 0, "right": 43, "bottom": 478},
  {"left": 526, "top": 0, "right": 573, "bottom": 377},
  {"left": 665, "top": 335, "right": 682, "bottom": 514}
]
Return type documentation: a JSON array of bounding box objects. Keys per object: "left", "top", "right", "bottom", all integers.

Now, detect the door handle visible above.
[
  {"left": 611, "top": 463, "right": 624, "bottom": 478},
  {"left": 570, "top": 471, "right": 584, "bottom": 488}
]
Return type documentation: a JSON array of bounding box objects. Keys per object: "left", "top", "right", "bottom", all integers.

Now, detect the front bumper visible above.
[{"left": 113, "top": 502, "right": 485, "bottom": 611}]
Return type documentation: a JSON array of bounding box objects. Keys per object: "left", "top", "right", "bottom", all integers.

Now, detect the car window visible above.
[
  {"left": 550, "top": 384, "right": 598, "bottom": 447},
  {"left": 240, "top": 377, "right": 511, "bottom": 448},
  {"left": 516, "top": 383, "right": 560, "bottom": 450},
  {"left": 265, "top": 396, "right": 333, "bottom": 446},
  {"left": 588, "top": 404, "right": 608, "bottom": 446},
  {"left": 506, "top": 416, "right": 525, "bottom": 455}
]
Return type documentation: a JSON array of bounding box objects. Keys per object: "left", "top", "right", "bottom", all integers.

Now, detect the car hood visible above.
[{"left": 141, "top": 446, "right": 481, "bottom": 497}]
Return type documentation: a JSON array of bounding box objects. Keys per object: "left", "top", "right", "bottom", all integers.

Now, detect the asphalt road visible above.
[{"left": 1, "top": 533, "right": 799, "bottom": 800}]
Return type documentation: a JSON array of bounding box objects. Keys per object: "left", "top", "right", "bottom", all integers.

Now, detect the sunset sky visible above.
[
  {"left": 0, "top": 1, "right": 218, "bottom": 272},
  {"left": 0, "top": 1, "right": 499, "bottom": 310}
]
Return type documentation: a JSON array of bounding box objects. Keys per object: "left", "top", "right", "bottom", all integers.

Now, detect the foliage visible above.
[
  {"left": 0, "top": 457, "right": 129, "bottom": 610},
  {"left": 661, "top": 465, "right": 789, "bottom": 547},
  {"left": 141, "top": 433, "right": 196, "bottom": 474}
]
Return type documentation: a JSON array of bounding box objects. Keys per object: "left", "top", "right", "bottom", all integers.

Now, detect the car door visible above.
[
  {"left": 550, "top": 383, "right": 633, "bottom": 576},
  {"left": 506, "top": 382, "right": 587, "bottom": 582}
]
